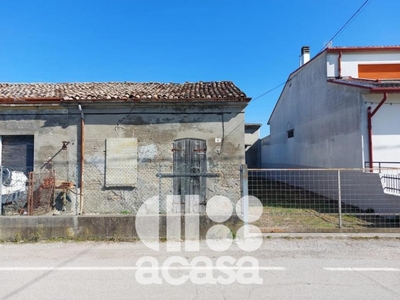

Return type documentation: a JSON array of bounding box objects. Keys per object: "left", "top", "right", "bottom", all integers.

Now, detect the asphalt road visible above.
[{"left": 0, "top": 236, "right": 399, "bottom": 300}]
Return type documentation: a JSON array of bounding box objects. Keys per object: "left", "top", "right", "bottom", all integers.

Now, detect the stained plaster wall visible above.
[{"left": 0, "top": 103, "right": 246, "bottom": 214}]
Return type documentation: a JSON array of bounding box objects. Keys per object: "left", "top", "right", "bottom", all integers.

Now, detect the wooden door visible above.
[{"left": 173, "top": 139, "right": 207, "bottom": 204}]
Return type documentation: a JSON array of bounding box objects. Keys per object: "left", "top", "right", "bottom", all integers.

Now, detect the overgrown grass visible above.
[
  {"left": 250, "top": 177, "right": 399, "bottom": 229},
  {"left": 255, "top": 207, "right": 371, "bottom": 229}
]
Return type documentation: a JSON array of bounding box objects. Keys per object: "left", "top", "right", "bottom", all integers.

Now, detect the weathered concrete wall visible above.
[
  {"left": 245, "top": 125, "right": 261, "bottom": 168},
  {"left": 245, "top": 141, "right": 261, "bottom": 168},
  {"left": 0, "top": 215, "right": 243, "bottom": 241},
  {"left": 260, "top": 136, "right": 270, "bottom": 168},
  {"left": 0, "top": 107, "right": 79, "bottom": 173},
  {"left": 0, "top": 103, "right": 246, "bottom": 215},
  {"left": 80, "top": 104, "right": 245, "bottom": 213}
]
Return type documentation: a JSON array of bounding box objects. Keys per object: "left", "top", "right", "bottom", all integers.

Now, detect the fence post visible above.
[
  {"left": 75, "top": 185, "right": 79, "bottom": 215},
  {"left": 240, "top": 164, "right": 249, "bottom": 236},
  {"left": 158, "top": 163, "right": 162, "bottom": 214},
  {"left": 27, "top": 172, "right": 34, "bottom": 216},
  {"left": 337, "top": 170, "right": 342, "bottom": 229}
]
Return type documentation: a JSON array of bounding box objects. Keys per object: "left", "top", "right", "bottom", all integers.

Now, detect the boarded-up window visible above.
[
  {"left": 1, "top": 135, "right": 34, "bottom": 173},
  {"left": 173, "top": 138, "right": 207, "bottom": 203},
  {"left": 358, "top": 64, "right": 400, "bottom": 79},
  {"left": 105, "top": 138, "right": 137, "bottom": 187}
]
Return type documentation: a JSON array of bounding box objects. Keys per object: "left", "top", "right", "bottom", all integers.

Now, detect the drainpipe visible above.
[
  {"left": 78, "top": 104, "right": 85, "bottom": 214},
  {"left": 337, "top": 51, "right": 342, "bottom": 78},
  {"left": 367, "top": 93, "right": 388, "bottom": 170},
  {"left": 367, "top": 106, "right": 373, "bottom": 169}
]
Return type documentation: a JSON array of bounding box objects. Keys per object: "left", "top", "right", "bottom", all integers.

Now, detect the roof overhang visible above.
[
  {"left": 0, "top": 97, "right": 252, "bottom": 105},
  {"left": 327, "top": 46, "right": 400, "bottom": 53},
  {"left": 327, "top": 78, "right": 400, "bottom": 93},
  {"left": 245, "top": 123, "right": 262, "bottom": 130}
]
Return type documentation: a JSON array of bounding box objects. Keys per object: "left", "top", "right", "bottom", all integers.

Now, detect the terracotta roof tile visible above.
[{"left": 0, "top": 81, "right": 249, "bottom": 102}]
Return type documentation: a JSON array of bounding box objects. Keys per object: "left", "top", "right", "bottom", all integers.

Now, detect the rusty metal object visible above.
[
  {"left": 27, "top": 172, "right": 34, "bottom": 216},
  {"left": 27, "top": 170, "right": 55, "bottom": 215}
]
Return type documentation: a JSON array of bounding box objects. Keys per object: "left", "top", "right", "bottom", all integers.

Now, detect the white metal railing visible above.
[{"left": 379, "top": 172, "right": 400, "bottom": 196}]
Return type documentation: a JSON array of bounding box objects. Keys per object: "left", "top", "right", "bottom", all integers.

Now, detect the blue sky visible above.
[{"left": 1, "top": 0, "right": 399, "bottom": 136}]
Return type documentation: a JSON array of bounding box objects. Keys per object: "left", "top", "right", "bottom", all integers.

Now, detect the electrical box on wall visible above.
[{"left": 215, "top": 138, "right": 222, "bottom": 143}]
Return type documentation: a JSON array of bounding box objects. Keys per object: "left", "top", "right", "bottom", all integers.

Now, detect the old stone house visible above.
[{"left": 0, "top": 81, "right": 251, "bottom": 214}]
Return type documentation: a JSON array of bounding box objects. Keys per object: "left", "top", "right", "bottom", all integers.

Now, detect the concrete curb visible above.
[
  {"left": 262, "top": 233, "right": 400, "bottom": 239},
  {"left": 1, "top": 215, "right": 399, "bottom": 242}
]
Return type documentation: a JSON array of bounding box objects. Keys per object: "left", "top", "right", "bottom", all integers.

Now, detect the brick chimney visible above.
[{"left": 300, "top": 46, "right": 310, "bottom": 66}]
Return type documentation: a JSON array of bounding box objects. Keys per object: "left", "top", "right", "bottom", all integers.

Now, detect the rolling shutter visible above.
[
  {"left": 358, "top": 64, "right": 400, "bottom": 79},
  {"left": 1, "top": 135, "right": 34, "bottom": 173}
]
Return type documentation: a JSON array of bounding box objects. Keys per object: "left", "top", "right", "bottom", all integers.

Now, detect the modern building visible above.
[
  {"left": 263, "top": 46, "right": 400, "bottom": 169},
  {"left": 261, "top": 46, "right": 400, "bottom": 213}
]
